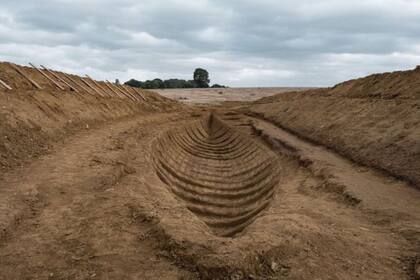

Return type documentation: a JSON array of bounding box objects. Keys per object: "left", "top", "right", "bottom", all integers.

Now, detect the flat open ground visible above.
[
  {"left": 0, "top": 62, "right": 419, "bottom": 280},
  {"left": 154, "top": 87, "right": 313, "bottom": 104}
]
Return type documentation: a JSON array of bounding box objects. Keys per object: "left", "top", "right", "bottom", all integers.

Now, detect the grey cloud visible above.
[{"left": 0, "top": 0, "right": 420, "bottom": 87}]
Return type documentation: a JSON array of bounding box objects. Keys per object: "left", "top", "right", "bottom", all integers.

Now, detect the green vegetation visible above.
[
  {"left": 211, "top": 84, "right": 226, "bottom": 88},
  {"left": 193, "top": 68, "right": 210, "bottom": 88},
  {"left": 125, "top": 68, "right": 227, "bottom": 89}
]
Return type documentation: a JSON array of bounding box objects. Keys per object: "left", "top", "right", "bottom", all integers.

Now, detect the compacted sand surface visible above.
[{"left": 154, "top": 87, "right": 312, "bottom": 105}]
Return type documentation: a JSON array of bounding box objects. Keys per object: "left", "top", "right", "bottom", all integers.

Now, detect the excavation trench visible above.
[{"left": 152, "top": 113, "right": 279, "bottom": 237}]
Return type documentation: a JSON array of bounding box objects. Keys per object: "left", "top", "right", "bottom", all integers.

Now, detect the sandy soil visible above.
[
  {"left": 154, "top": 87, "right": 312, "bottom": 105},
  {"left": 248, "top": 69, "right": 420, "bottom": 187},
  {"left": 0, "top": 62, "right": 179, "bottom": 174},
  {"left": 0, "top": 62, "right": 419, "bottom": 279}
]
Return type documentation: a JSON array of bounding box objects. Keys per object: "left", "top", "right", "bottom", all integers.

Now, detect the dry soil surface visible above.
[
  {"left": 154, "top": 87, "right": 312, "bottom": 105},
  {"left": 0, "top": 108, "right": 419, "bottom": 279}
]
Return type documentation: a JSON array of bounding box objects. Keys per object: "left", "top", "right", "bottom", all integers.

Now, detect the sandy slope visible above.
[
  {"left": 0, "top": 113, "right": 195, "bottom": 279},
  {"left": 249, "top": 68, "right": 420, "bottom": 187},
  {"left": 0, "top": 62, "right": 180, "bottom": 174}
]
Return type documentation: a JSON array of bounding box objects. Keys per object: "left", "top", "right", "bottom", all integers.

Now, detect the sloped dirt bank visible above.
[
  {"left": 0, "top": 62, "right": 182, "bottom": 174},
  {"left": 249, "top": 67, "right": 420, "bottom": 188},
  {"left": 0, "top": 113, "right": 197, "bottom": 279}
]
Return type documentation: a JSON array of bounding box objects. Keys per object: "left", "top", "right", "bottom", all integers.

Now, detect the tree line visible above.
[{"left": 124, "top": 68, "right": 226, "bottom": 89}]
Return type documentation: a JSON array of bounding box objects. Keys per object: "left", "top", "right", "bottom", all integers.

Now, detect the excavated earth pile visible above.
[
  {"left": 0, "top": 61, "right": 180, "bottom": 174},
  {"left": 249, "top": 66, "right": 420, "bottom": 187}
]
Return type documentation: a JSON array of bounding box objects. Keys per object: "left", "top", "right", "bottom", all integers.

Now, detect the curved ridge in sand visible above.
[{"left": 152, "top": 113, "right": 279, "bottom": 237}]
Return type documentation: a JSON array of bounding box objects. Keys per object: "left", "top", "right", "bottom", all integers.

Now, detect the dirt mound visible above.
[
  {"left": 330, "top": 65, "right": 420, "bottom": 99},
  {"left": 250, "top": 66, "right": 420, "bottom": 187},
  {"left": 0, "top": 61, "right": 183, "bottom": 174},
  {"left": 152, "top": 113, "right": 279, "bottom": 236}
]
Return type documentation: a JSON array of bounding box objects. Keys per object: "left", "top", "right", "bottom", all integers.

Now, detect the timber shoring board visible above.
[
  {"left": 128, "top": 86, "right": 146, "bottom": 101},
  {"left": 85, "top": 75, "right": 113, "bottom": 98},
  {"left": 62, "top": 73, "right": 94, "bottom": 96},
  {"left": 40, "top": 65, "right": 78, "bottom": 92},
  {"left": 74, "top": 76, "right": 98, "bottom": 96},
  {"left": 9, "top": 63, "right": 42, "bottom": 89},
  {"left": 119, "top": 85, "right": 139, "bottom": 101},
  {"left": 0, "top": 78, "right": 12, "bottom": 90},
  {"left": 117, "top": 85, "right": 136, "bottom": 101},
  {"left": 56, "top": 72, "right": 90, "bottom": 97},
  {"left": 29, "top": 63, "right": 64, "bottom": 90},
  {"left": 125, "top": 85, "right": 145, "bottom": 102},
  {"left": 80, "top": 77, "right": 104, "bottom": 97},
  {"left": 133, "top": 87, "right": 147, "bottom": 101},
  {"left": 104, "top": 81, "right": 124, "bottom": 98},
  {"left": 108, "top": 81, "right": 136, "bottom": 101}
]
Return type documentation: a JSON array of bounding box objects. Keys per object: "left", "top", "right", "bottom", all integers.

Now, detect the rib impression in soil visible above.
[{"left": 152, "top": 113, "right": 279, "bottom": 237}]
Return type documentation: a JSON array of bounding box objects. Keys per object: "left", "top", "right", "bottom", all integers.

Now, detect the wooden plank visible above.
[
  {"left": 117, "top": 85, "right": 136, "bottom": 101},
  {"left": 119, "top": 85, "right": 140, "bottom": 101},
  {"left": 104, "top": 81, "right": 124, "bottom": 98},
  {"left": 29, "top": 63, "right": 65, "bottom": 90},
  {"left": 9, "top": 63, "right": 42, "bottom": 89},
  {"left": 62, "top": 73, "right": 94, "bottom": 95},
  {"left": 40, "top": 65, "right": 78, "bottom": 92},
  {"left": 132, "top": 87, "right": 146, "bottom": 101},
  {"left": 107, "top": 81, "right": 136, "bottom": 101},
  {"left": 57, "top": 73, "right": 90, "bottom": 97},
  {"left": 85, "top": 75, "right": 113, "bottom": 97},
  {"left": 0, "top": 78, "right": 12, "bottom": 90},
  {"left": 125, "top": 85, "right": 145, "bottom": 102},
  {"left": 80, "top": 77, "right": 104, "bottom": 97},
  {"left": 74, "top": 76, "right": 98, "bottom": 96},
  {"left": 132, "top": 87, "right": 147, "bottom": 101}
]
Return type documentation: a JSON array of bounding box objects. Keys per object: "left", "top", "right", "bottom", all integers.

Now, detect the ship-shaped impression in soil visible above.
[{"left": 152, "top": 113, "right": 279, "bottom": 237}]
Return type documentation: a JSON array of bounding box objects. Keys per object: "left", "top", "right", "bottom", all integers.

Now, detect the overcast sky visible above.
[{"left": 1, "top": 0, "right": 420, "bottom": 87}]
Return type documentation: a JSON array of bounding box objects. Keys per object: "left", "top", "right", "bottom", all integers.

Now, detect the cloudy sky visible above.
[{"left": 1, "top": 0, "right": 420, "bottom": 87}]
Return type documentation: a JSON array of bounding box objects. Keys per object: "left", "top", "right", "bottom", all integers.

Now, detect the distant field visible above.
[{"left": 153, "top": 87, "right": 313, "bottom": 104}]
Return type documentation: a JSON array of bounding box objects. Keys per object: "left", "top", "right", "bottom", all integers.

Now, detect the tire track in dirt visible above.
[{"left": 152, "top": 113, "right": 279, "bottom": 237}]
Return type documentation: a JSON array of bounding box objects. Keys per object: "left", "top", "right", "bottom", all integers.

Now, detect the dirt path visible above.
[{"left": 0, "top": 113, "right": 194, "bottom": 280}]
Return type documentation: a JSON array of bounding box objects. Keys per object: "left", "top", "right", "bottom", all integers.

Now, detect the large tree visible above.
[{"left": 193, "top": 68, "right": 210, "bottom": 88}]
